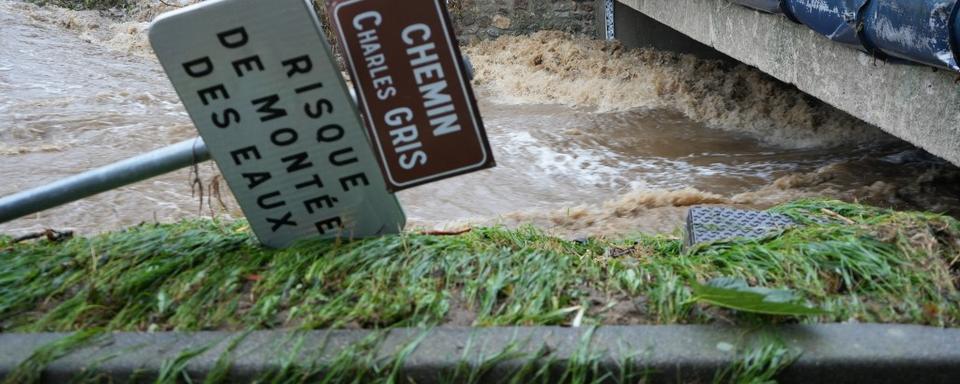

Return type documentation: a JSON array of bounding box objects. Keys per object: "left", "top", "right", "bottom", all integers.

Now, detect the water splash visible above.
[{"left": 465, "top": 31, "right": 893, "bottom": 149}]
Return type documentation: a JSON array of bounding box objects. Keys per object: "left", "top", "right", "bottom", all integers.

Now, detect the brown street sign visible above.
[
  {"left": 149, "top": 0, "right": 406, "bottom": 248},
  {"left": 329, "top": 0, "right": 496, "bottom": 191}
]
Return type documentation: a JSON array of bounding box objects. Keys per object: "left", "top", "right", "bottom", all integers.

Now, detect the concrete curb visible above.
[{"left": 1, "top": 324, "right": 959, "bottom": 383}]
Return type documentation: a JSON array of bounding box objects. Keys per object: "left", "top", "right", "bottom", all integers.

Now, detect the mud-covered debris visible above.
[{"left": 13, "top": 229, "right": 74, "bottom": 243}]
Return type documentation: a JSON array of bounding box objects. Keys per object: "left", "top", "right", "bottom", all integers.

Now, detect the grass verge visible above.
[{"left": 1, "top": 199, "right": 958, "bottom": 333}]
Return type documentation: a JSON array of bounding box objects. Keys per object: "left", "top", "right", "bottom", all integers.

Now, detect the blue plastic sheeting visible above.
[
  {"left": 860, "top": 0, "right": 959, "bottom": 71},
  {"left": 729, "top": 0, "right": 783, "bottom": 14},
  {"left": 782, "top": 0, "right": 866, "bottom": 48}
]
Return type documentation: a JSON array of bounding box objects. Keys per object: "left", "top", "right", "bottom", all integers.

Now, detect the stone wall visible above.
[{"left": 449, "top": 0, "right": 603, "bottom": 42}]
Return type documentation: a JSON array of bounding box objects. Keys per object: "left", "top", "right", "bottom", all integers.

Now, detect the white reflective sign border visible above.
[{"left": 149, "top": 0, "right": 405, "bottom": 248}]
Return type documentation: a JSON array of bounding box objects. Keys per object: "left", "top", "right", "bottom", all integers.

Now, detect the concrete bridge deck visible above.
[{"left": 615, "top": 0, "right": 960, "bottom": 166}]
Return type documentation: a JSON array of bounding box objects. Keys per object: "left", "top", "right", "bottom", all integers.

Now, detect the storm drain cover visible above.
[{"left": 684, "top": 207, "right": 796, "bottom": 248}]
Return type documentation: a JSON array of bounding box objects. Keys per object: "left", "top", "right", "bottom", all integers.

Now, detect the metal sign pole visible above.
[
  {"left": 0, "top": 138, "right": 210, "bottom": 224},
  {"left": 0, "top": 87, "right": 369, "bottom": 227}
]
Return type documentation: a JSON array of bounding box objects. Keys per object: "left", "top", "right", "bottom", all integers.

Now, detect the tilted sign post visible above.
[
  {"left": 328, "top": 0, "right": 496, "bottom": 191},
  {"left": 149, "top": 0, "right": 405, "bottom": 248},
  {"left": 0, "top": 0, "right": 496, "bottom": 247}
]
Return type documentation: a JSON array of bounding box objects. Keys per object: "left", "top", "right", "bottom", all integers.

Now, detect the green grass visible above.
[
  {"left": 1, "top": 199, "right": 958, "bottom": 333},
  {"left": 3, "top": 199, "right": 957, "bottom": 383},
  {"left": 713, "top": 339, "right": 798, "bottom": 384}
]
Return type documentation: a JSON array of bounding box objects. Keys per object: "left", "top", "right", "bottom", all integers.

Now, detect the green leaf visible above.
[{"left": 692, "top": 277, "right": 828, "bottom": 316}]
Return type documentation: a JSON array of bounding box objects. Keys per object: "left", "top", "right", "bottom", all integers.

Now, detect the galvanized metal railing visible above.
[{"left": 0, "top": 138, "right": 211, "bottom": 224}]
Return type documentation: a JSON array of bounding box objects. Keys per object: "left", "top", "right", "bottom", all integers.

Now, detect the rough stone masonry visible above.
[{"left": 448, "top": 0, "right": 603, "bottom": 42}]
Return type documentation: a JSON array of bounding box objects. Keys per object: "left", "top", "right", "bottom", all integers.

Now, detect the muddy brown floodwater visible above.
[{"left": 2, "top": 1, "right": 959, "bottom": 239}]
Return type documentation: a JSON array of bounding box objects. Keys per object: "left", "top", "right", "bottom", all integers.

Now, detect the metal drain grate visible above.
[{"left": 684, "top": 207, "right": 797, "bottom": 248}]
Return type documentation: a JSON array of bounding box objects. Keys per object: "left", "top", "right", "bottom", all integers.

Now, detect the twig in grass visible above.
[
  {"left": 90, "top": 243, "right": 98, "bottom": 274},
  {"left": 189, "top": 161, "right": 205, "bottom": 216},
  {"left": 13, "top": 229, "right": 73, "bottom": 243},
  {"left": 420, "top": 228, "right": 473, "bottom": 236},
  {"left": 208, "top": 174, "right": 229, "bottom": 214},
  {"left": 821, "top": 208, "right": 856, "bottom": 225}
]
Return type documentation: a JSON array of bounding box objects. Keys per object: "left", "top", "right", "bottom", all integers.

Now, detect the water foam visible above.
[
  {"left": 10, "top": 2, "right": 152, "bottom": 56},
  {"left": 491, "top": 188, "right": 733, "bottom": 238},
  {"left": 465, "top": 153, "right": 960, "bottom": 239},
  {"left": 465, "top": 31, "right": 892, "bottom": 149},
  {"left": 0, "top": 144, "right": 65, "bottom": 156},
  {"left": 9, "top": 0, "right": 207, "bottom": 56}
]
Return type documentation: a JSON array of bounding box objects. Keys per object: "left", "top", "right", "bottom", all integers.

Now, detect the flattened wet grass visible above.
[{"left": 1, "top": 199, "right": 959, "bottom": 332}]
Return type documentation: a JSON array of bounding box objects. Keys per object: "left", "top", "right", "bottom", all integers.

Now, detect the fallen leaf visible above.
[{"left": 692, "top": 277, "right": 828, "bottom": 316}]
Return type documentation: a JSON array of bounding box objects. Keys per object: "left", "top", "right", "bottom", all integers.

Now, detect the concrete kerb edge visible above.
[{"left": 1, "top": 324, "right": 959, "bottom": 383}]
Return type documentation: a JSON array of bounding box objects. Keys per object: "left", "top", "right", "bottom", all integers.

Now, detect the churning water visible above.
[{"left": 1, "top": 1, "right": 958, "bottom": 239}]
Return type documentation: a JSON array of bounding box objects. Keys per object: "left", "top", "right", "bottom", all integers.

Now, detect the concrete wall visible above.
[
  {"left": 613, "top": 1, "right": 729, "bottom": 61},
  {"left": 450, "top": 0, "right": 603, "bottom": 42},
  {"left": 617, "top": 0, "right": 960, "bottom": 166}
]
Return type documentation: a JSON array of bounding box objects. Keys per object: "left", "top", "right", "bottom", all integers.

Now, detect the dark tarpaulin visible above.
[
  {"left": 859, "top": 0, "right": 959, "bottom": 71},
  {"left": 782, "top": 0, "right": 867, "bottom": 49}
]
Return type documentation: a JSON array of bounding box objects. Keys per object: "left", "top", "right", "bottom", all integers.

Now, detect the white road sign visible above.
[{"left": 149, "top": 0, "right": 405, "bottom": 248}]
